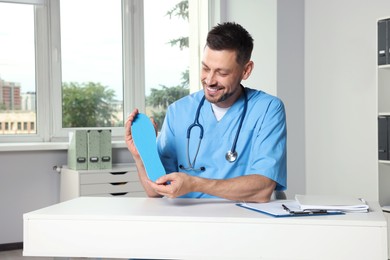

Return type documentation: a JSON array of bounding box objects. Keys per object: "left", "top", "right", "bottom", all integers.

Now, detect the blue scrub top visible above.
[{"left": 157, "top": 87, "right": 287, "bottom": 198}]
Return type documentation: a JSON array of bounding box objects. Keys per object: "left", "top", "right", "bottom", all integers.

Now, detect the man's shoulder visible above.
[{"left": 246, "top": 88, "right": 284, "bottom": 106}]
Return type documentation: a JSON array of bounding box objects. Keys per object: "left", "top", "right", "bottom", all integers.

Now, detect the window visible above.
[
  {"left": 0, "top": 0, "right": 208, "bottom": 145},
  {"left": 0, "top": 2, "right": 36, "bottom": 136},
  {"left": 144, "top": 0, "right": 190, "bottom": 130},
  {"left": 50, "top": 0, "right": 140, "bottom": 140},
  {"left": 59, "top": 0, "right": 123, "bottom": 129}
]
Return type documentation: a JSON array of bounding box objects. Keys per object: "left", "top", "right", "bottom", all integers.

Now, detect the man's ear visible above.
[{"left": 242, "top": 61, "right": 254, "bottom": 80}]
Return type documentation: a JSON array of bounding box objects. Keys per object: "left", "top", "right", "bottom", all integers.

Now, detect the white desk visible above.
[{"left": 23, "top": 197, "right": 388, "bottom": 260}]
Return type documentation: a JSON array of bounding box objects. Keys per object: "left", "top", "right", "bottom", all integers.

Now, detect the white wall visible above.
[
  {"left": 305, "top": 0, "right": 390, "bottom": 200},
  {"left": 222, "top": 0, "right": 277, "bottom": 96},
  {"left": 276, "top": 0, "right": 305, "bottom": 198},
  {"left": 0, "top": 148, "right": 132, "bottom": 244},
  {"left": 0, "top": 151, "right": 63, "bottom": 244},
  {"left": 223, "top": 0, "right": 305, "bottom": 198}
]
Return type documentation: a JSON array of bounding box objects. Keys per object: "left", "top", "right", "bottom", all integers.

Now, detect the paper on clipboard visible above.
[
  {"left": 236, "top": 200, "right": 344, "bottom": 218},
  {"left": 295, "top": 194, "right": 369, "bottom": 213}
]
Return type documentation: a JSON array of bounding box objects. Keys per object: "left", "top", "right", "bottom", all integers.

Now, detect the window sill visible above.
[{"left": 0, "top": 140, "right": 127, "bottom": 152}]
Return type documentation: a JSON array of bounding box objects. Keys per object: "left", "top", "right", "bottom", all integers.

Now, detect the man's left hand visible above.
[{"left": 147, "top": 172, "right": 194, "bottom": 198}]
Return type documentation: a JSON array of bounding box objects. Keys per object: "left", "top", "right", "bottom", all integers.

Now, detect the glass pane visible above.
[
  {"left": 60, "top": 0, "right": 123, "bottom": 128},
  {"left": 0, "top": 3, "right": 36, "bottom": 135},
  {"left": 144, "top": 0, "right": 190, "bottom": 130}
]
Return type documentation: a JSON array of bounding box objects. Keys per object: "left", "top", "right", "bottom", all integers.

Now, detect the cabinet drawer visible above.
[
  {"left": 87, "top": 191, "right": 147, "bottom": 198},
  {"left": 80, "top": 171, "right": 138, "bottom": 184},
  {"left": 80, "top": 181, "right": 144, "bottom": 195}
]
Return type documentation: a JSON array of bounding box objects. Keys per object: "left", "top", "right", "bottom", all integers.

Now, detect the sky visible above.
[
  {"left": 0, "top": 0, "right": 189, "bottom": 99},
  {"left": 0, "top": 3, "right": 35, "bottom": 90}
]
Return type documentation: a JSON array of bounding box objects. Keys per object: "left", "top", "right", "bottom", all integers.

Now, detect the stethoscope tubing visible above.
[
  {"left": 181, "top": 87, "right": 248, "bottom": 171},
  {"left": 228, "top": 89, "right": 247, "bottom": 156},
  {"left": 186, "top": 96, "right": 205, "bottom": 139}
]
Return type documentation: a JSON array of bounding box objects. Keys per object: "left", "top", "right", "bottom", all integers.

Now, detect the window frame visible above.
[
  {"left": 50, "top": 0, "right": 144, "bottom": 142},
  {"left": 0, "top": 0, "right": 49, "bottom": 143},
  {"left": 0, "top": 0, "right": 213, "bottom": 146}
]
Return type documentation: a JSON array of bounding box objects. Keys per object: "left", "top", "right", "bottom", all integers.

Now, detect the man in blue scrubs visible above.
[{"left": 125, "top": 22, "right": 286, "bottom": 202}]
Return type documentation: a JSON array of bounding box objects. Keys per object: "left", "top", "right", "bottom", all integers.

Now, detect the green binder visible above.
[
  {"left": 67, "top": 130, "right": 88, "bottom": 170},
  {"left": 87, "top": 130, "right": 101, "bottom": 170},
  {"left": 99, "top": 129, "right": 112, "bottom": 169}
]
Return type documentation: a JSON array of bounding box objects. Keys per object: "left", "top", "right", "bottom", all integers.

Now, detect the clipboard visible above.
[{"left": 236, "top": 200, "right": 345, "bottom": 218}]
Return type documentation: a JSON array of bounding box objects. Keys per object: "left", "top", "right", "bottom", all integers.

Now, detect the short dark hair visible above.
[{"left": 206, "top": 22, "right": 254, "bottom": 65}]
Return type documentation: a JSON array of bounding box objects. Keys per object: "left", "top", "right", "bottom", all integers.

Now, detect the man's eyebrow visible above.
[{"left": 201, "top": 62, "right": 230, "bottom": 73}]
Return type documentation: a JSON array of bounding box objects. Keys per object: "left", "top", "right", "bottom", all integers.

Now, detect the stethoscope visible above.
[{"left": 179, "top": 88, "right": 248, "bottom": 171}]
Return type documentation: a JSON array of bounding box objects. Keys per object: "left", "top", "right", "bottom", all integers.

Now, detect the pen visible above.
[
  {"left": 282, "top": 204, "right": 328, "bottom": 215},
  {"left": 282, "top": 204, "right": 291, "bottom": 212},
  {"left": 282, "top": 204, "right": 307, "bottom": 214}
]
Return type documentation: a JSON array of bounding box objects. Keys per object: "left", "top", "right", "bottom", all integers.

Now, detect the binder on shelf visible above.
[
  {"left": 67, "top": 130, "right": 88, "bottom": 170},
  {"left": 388, "top": 19, "right": 390, "bottom": 64},
  {"left": 378, "top": 116, "right": 389, "bottom": 160},
  {"left": 378, "top": 19, "right": 388, "bottom": 65},
  {"left": 99, "top": 129, "right": 112, "bottom": 170},
  {"left": 87, "top": 130, "right": 101, "bottom": 170}
]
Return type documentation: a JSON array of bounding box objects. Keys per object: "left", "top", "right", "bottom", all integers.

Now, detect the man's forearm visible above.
[
  {"left": 133, "top": 157, "right": 162, "bottom": 198},
  {"left": 193, "top": 174, "right": 276, "bottom": 203}
]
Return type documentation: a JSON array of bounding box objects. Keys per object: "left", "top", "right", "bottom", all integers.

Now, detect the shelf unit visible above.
[{"left": 378, "top": 62, "right": 390, "bottom": 206}]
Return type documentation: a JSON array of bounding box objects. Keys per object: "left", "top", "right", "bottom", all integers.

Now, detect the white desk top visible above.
[
  {"left": 24, "top": 196, "right": 387, "bottom": 226},
  {"left": 23, "top": 197, "right": 388, "bottom": 260}
]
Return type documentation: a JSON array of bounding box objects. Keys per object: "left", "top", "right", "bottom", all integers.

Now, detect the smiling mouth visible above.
[{"left": 206, "top": 86, "right": 222, "bottom": 95}]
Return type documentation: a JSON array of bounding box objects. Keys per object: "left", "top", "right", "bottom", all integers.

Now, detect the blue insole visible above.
[{"left": 131, "top": 113, "right": 166, "bottom": 182}]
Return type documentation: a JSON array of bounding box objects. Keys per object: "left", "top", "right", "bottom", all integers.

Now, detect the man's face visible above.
[{"left": 201, "top": 46, "right": 251, "bottom": 108}]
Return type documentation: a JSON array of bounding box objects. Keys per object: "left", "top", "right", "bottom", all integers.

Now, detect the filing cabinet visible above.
[
  {"left": 378, "top": 17, "right": 390, "bottom": 208},
  {"left": 60, "top": 163, "right": 146, "bottom": 202}
]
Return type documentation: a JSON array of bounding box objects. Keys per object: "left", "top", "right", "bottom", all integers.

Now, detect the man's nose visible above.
[{"left": 204, "top": 72, "right": 217, "bottom": 85}]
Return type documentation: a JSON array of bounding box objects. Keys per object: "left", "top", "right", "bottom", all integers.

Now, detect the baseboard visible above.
[{"left": 0, "top": 242, "right": 23, "bottom": 251}]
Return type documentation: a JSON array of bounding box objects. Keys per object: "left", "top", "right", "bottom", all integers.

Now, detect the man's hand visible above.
[
  {"left": 148, "top": 172, "right": 195, "bottom": 198},
  {"left": 125, "top": 108, "right": 158, "bottom": 159},
  {"left": 125, "top": 108, "right": 162, "bottom": 198},
  {"left": 125, "top": 108, "right": 140, "bottom": 158},
  {"left": 148, "top": 172, "right": 276, "bottom": 202}
]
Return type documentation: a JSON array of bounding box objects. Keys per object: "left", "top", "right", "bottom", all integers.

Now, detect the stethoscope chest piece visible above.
[{"left": 225, "top": 150, "right": 238, "bottom": 162}]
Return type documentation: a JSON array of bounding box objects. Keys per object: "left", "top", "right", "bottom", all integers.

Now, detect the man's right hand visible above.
[
  {"left": 125, "top": 108, "right": 158, "bottom": 159},
  {"left": 125, "top": 108, "right": 141, "bottom": 159}
]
